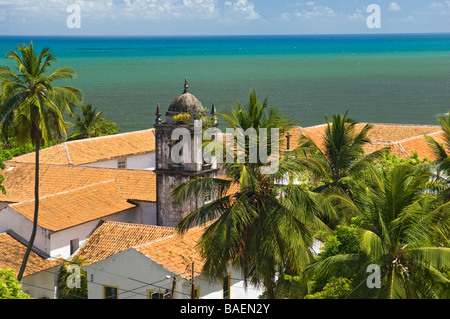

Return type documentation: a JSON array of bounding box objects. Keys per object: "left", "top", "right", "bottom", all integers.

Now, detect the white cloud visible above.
[
  {"left": 0, "top": 0, "right": 221, "bottom": 21},
  {"left": 389, "top": 2, "right": 401, "bottom": 11},
  {"left": 347, "top": 9, "right": 365, "bottom": 21},
  {"left": 224, "top": 0, "right": 260, "bottom": 20}
]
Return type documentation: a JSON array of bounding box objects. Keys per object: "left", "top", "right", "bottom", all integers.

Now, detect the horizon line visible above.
[{"left": 1, "top": 32, "right": 450, "bottom": 38}]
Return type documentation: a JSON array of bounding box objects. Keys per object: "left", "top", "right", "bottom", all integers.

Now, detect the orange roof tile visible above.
[
  {"left": 12, "top": 129, "right": 156, "bottom": 166},
  {"left": 10, "top": 181, "right": 135, "bottom": 232},
  {"left": 400, "top": 132, "right": 447, "bottom": 161},
  {"left": 135, "top": 225, "right": 207, "bottom": 279},
  {"left": 75, "top": 221, "right": 174, "bottom": 265},
  {"left": 0, "top": 231, "right": 63, "bottom": 277},
  {"left": 297, "top": 123, "right": 444, "bottom": 160},
  {"left": 0, "top": 162, "right": 157, "bottom": 203}
]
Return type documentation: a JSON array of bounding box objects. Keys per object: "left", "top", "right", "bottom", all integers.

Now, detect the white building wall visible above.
[
  {"left": 22, "top": 266, "right": 59, "bottom": 299},
  {"left": 50, "top": 207, "right": 138, "bottom": 260},
  {"left": 83, "top": 152, "right": 155, "bottom": 170},
  {"left": 0, "top": 206, "right": 52, "bottom": 254},
  {"left": 133, "top": 201, "right": 157, "bottom": 225},
  {"left": 1, "top": 206, "right": 140, "bottom": 260},
  {"left": 86, "top": 249, "right": 263, "bottom": 299}
]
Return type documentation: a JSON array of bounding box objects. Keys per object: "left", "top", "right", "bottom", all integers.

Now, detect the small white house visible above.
[
  {"left": 0, "top": 180, "right": 137, "bottom": 260},
  {"left": 85, "top": 224, "right": 263, "bottom": 299}
]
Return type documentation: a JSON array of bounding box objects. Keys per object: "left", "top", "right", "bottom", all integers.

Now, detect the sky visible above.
[{"left": 0, "top": 0, "right": 449, "bottom": 36}]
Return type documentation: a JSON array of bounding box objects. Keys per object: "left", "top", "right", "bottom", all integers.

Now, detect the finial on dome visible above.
[
  {"left": 155, "top": 103, "right": 161, "bottom": 124},
  {"left": 184, "top": 77, "right": 189, "bottom": 93},
  {"left": 211, "top": 103, "right": 218, "bottom": 126}
]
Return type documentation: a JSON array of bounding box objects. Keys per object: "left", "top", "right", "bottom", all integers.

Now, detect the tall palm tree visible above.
[
  {"left": 0, "top": 42, "right": 82, "bottom": 280},
  {"left": 171, "top": 89, "right": 329, "bottom": 298},
  {"left": 68, "top": 104, "right": 119, "bottom": 140},
  {"left": 303, "top": 164, "right": 450, "bottom": 298},
  {"left": 296, "top": 113, "right": 389, "bottom": 226}
]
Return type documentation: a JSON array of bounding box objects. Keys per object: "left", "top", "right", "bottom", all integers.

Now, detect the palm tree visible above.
[
  {"left": 0, "top": 42, "right": 82, "bottom": 280},
  {"left": 297, "top": 112, "right": 388, "bottom": 194},
  {"left": 295, "top": 113, "right": 389, "bottom": 226},
  {"left": 425, "top": 111, "right": 450, "bottom": 198},
  {"left": 171, "top": 89, "right": 328, "bottom": 298},
  {"left": 303, "top": 164, "right": 450, "bottom": 298},
  {"left": 68, "top": 104, "right": 119, "bottom": 140}
]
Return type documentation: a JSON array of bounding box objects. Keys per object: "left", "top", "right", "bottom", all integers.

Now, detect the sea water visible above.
[{"left": 0, "top": 34, "right": 449, "bottom": 132}]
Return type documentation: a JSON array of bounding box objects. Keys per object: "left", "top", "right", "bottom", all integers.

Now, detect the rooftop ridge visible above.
[
  {"left": 133, "top": 222, "right": 212, "bottom": 250},
  {"left": 62, "top": 128, "right": 155, "bottom": 145},
  {"left": 62, "top": 142, "right": 73, "bottom": 165},
  {"left": 3, "top": 160, "right": 156, "bottom": 173},
  {"left": 9, "top": 179, "right": 119, "bottom": 207},
  {"left": 101, "top": 220, "right": 175, "bottom": 231}
]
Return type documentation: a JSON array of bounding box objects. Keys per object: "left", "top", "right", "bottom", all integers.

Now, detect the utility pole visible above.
[
  {"left": 190, "top": 262, "right": 195, "bottom": 299},
  {"left": 171, "top": 276, "right": 176, "bottom": 299}
]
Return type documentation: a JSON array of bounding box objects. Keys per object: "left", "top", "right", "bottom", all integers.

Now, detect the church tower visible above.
[{"left": 154, "top": 79, "right": 219, "bottom": 227}]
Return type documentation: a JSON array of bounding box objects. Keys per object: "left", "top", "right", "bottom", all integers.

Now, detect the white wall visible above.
[
  {"left": 133, "top": 201, "right": 157, "bottom": 225},
  {"left": 83, "top": 152, "right": 155, "bottom": 170},
  {"left": 85, "top": 249, "right": 263, "bottom": 299},
  {"left": 50, "top": 207, "right": 138, "bottom": 260},
  {"left": 1, "top": 205, "right": 140, "bottom": 260},
  {"left": 0, "top": 206, "right": 52, "bottom": 255},
  {"left": 22, "top": 266, "right": 59, "bottom": 299}
]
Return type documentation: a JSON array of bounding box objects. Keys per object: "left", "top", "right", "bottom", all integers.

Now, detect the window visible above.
[
  {"left": 222, "top": 274, "right": 231, "bottom": 299},
  {"left": 103, "top": 286, "right": 118, "bottom": 299},
  {"left": 70, "top": 238, "right": 79, "bottom": 255},
  {"left": 117, "top": 158, "right": 127, "bottom": 169}
]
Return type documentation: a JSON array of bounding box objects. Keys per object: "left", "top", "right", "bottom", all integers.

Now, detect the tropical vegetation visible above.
[
  {"left": 0, "top": 42, "right": 448, "bottom": 299},
  {"left": 173, "top": 90, "right": 450, "bottom": 299},
  {"left": 0, "top": 42, "right": 83, "bottom": 280},
  {"left": 68, "top": 103, "right": 119, "bottom": 140},
  {"left": 0, "top": 268, "right": 30, "bottom": 299}
]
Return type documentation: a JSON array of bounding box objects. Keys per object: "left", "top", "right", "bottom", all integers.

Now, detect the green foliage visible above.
[
  {"left": 0, "top": 268, "right": 30, "bottom": 299},
  {"left": 68, "top": 104, "right": 119, "bottom": 140},
  {"left": 318, "top": 222, "right": 360, "bottom": 258},
  {"left": 173, "top": 112, "right": 192, "bottom": 124},
  {"left": 318, "top": 217, "right": 362, "bottom": 254},
  {"left": 57, "top": 256, "right": 87, "bottom": 299},
  {"left": 304, "top": 277, "right": 352, "bottom": 299},
  {"left": 0, "top": 138, "right": 55, "bottom": 161}
]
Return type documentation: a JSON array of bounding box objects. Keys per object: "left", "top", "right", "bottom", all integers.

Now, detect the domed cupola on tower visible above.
[{"left": 164, "top": 78, "right": 206, "bottom": 124}]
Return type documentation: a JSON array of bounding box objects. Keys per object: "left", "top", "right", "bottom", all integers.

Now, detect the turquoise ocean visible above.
[{"left": 0, "top": 34, "right": 449, "bottom": 132}]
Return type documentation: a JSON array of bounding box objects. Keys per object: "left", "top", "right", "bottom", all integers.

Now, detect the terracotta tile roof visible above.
[
  {"left": 12, "top": 129, "right": 156, "bottom": 166},
  {"left": 9, "top": 181, "right": 135, "bottom": 232},
  {"left": 135, "top": 225, "right": 207, "bottom": 279},
  {"left": 0, "top": 231, "right": 63, "bottom": 277},
  {"left": 0, "top": 162, "right": 157, "bottom": 203},
  {"left": 297, "top": 123, "right": 444, "bottom": 160},
  {"left": 75, "top": 221, "right": 175, "bottom": 265},
  {"left": 400, "top": 132, "right": 447, "bottom": 161}
]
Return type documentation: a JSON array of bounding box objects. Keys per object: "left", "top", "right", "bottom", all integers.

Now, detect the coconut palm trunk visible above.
[
  {"left": 0, "top": 42, "right": 82, "bottom": 280},
  {"left": 17, "top": 132, "right": 39, "bottom": 281}
]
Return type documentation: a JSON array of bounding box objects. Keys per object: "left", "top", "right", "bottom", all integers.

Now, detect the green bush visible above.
[{"left": 0, "top": 268, "right": 30, "bottom": 299}]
